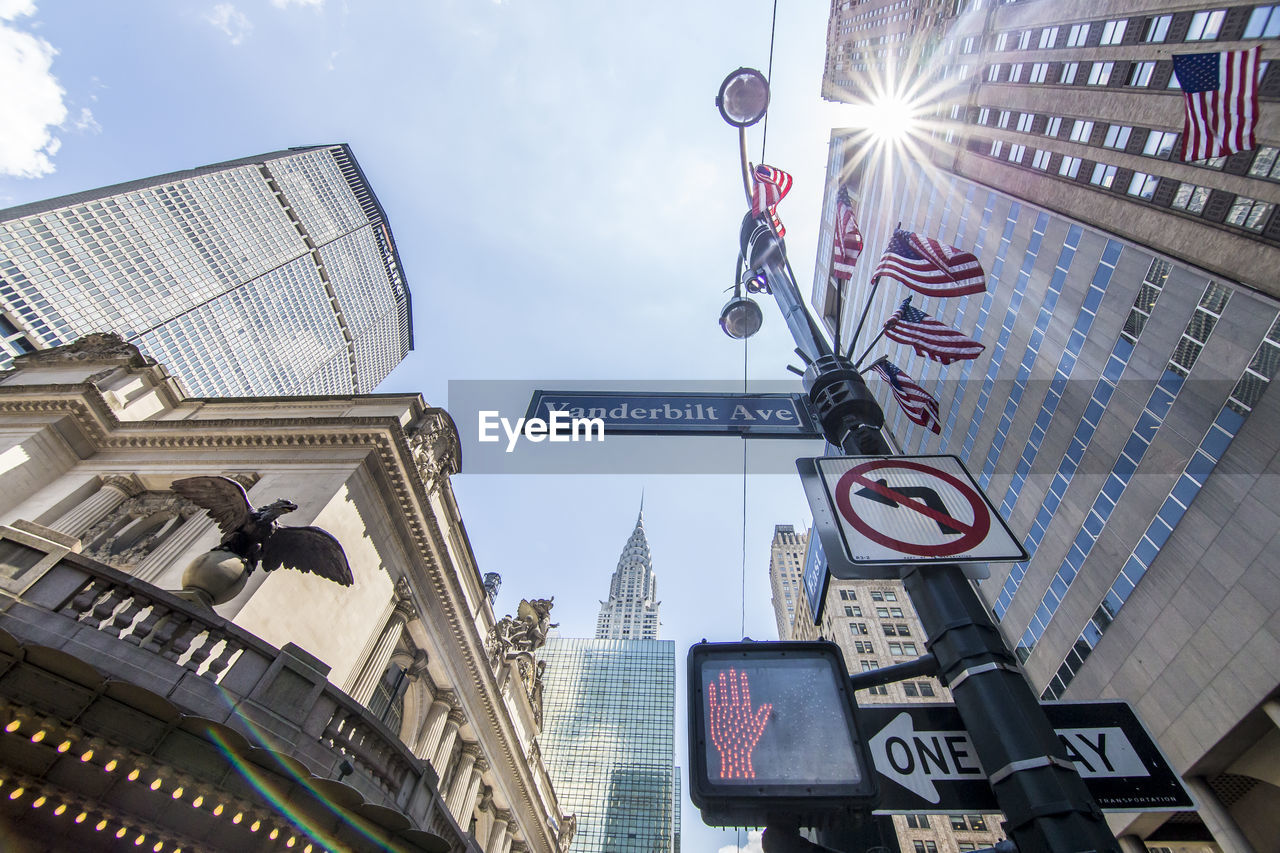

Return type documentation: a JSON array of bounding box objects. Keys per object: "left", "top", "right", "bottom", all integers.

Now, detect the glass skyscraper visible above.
[
  {"left": 538, "top": 506, "right": 676, "bottom": 852},
  {"left": 0, "top": 144, "right": 411, "bottom": 396}
]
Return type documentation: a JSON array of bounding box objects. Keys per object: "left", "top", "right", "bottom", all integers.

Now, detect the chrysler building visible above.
[{"left": 595, "top": 501, "right": 661, "bottom": 639}]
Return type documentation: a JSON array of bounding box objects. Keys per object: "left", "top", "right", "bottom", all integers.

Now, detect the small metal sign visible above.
[
  {"left": 798, "top": 454, "right": 1027, "bottom": 579},
  {"left": 526, "top": 390, "right": 822, "bottom": 438}
]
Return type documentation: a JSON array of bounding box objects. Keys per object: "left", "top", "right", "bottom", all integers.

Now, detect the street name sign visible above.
[
  {"left": 526, "top": 390, "right": 823, "bottom": 438},
  {"left": 801, "top": 531, "right": 830, "bottom": 626},
  {"left": 860, "top": 702, "right": 1194, "bottom": 814},
  {"left": 797, "top": 454, "right": 1027, "bottom": 579}
]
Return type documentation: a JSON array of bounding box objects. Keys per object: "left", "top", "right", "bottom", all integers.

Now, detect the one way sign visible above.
[{"left": 860, "top": 701, "right": 1194, "bottom": 814}]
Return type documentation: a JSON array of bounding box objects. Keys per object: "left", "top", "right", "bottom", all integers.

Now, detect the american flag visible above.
[
  {"left": 752, "top": 164, "right": 793, "bottom": 237},
  {"left": 1174, "top": 47, "right": 1260, "bottom": 161},
  {"left": 869, "top": 359, "right": 942, "bottom": 434},
  {"left": 884, "top": 297, "right": 984, "bottom": 365},
  {"left": 831, "top": 187, "right": 864, "bottom": 280},
  {"left": 873, "top": 229, "right": 986, "bottom": 298}
]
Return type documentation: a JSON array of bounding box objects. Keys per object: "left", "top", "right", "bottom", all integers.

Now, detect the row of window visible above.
[
  {"left": 995, "top": 258, "right": 1168, "bottom": 620},
  {"left": 1044, "top": 313, "right": 1280, "bottom": 699},
  {"left": 847, "top": 621, "right": 912, "bottom": 637},
  {"left": 1015, "top": 280, "right": 1232, "bottom": 661},
  {"left": 966, "top": 6, "right": 1279, "bottom": 56}
]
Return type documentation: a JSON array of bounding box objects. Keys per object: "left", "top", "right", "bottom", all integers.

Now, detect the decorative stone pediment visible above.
[
  {"left": 13, "top": 332, "right": 152, "bottom": 370},
  {"left": 405, "top": 410, "right": 460, "bottom": 488}
]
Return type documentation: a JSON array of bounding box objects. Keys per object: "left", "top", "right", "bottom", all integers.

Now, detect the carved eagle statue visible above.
[{"left": 170, "top": 476, "right": 353, "bottom": 586}]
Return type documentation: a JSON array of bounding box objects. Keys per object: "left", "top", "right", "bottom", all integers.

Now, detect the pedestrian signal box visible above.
[{"left": 687, "top": 641, "right": 878, "bottom": 826}]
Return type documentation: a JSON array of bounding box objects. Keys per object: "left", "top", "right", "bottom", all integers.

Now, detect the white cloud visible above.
[
  {"left": 71, "top": 106, "right": 99, "bottom": 134},
  {"left": 718, "top": 830, "right": 764, "bottom": 853},
  {"left": 0, "top": 1, "right": 68, "bottom": 178},
  {"left": 270, "top": 0, "right": 323, "bottom": 8},
  {"left": 205, "top": 3, "right": 252, "bottom": 45}
]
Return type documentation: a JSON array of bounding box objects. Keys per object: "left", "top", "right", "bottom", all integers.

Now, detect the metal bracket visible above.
[
  {"left": 947, "top": 660, "right": 1021, "bottom": 691},
  {"left": 988, "top": 754, "right": 1078, "bottom": 787}
]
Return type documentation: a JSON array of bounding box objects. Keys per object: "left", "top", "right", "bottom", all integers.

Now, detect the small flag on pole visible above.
[
  {"left": 873, "top": 229, "right": 986, "bottom": 298},
  {"left": 752, "top": 164, "right": 793, "bottom": 237},
  {"left": 884, "top": 297, "right": 984, "bottom": 365},
  {"left": 831, "top": 187, "right": 864, "bottom": 280},
  {"left": 869, "top": 359, "right": 942, "bottom": 434},
  {"left": 1173, "top": 47, "right": 1260, "bottom": 162}
]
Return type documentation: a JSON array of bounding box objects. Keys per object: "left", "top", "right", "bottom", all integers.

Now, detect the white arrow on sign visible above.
[
  {"left": 869, "top": 714, "right": 1152, "bottom": 804},
  {"left": 867, "top": 711, "right": 987, "bottom": 804}
]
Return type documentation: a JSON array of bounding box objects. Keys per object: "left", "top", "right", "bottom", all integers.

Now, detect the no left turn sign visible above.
[{"left": 798, "top": 455, "right": 1027, "bottom": 576}]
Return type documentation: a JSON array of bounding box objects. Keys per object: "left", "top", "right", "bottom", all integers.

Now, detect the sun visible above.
[{"left": 869, "top": 95, "right": 921, "bottom": 143}]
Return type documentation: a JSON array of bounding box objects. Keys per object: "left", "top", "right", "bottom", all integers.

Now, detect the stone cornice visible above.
[{"left": 0, "top": 383, "right": 556, "bottom": 851}]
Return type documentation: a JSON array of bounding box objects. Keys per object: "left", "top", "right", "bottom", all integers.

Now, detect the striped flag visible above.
[
  {"left": 884, "top": 297, "right": 984, "bottom": 365},
  {"left": 1174, "top": 47, "right": 1260, "bottom": 162},
  {"left": 831, "top": 187, "right": 864, "bottom": 280},
  {"left": 869, "top": 359, "right": 942, "bottom": 434},
  {"left": 752, "top": 164, "right": 793, "bottom": 237},
  {"left": 873, "top": 229, "right": 986, "bottom": 298}
]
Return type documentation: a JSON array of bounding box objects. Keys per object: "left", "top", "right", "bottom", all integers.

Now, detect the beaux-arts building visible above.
[{"left": 0, "top": 336, "right": 571, "bottom": 852}]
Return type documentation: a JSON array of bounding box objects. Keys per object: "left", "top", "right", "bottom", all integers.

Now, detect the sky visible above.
[{"left": 0, "top": 1, "right": 873, "bottom": 849}]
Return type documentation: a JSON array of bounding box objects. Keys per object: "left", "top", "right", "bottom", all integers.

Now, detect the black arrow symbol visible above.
[{"left": 854, "top": 479, "right": 965, "bottom": 535}]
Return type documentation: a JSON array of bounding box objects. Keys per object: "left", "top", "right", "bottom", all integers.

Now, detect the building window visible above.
[
  {"left": 1009, "top": 63, "right": 1024, "bottom": 82},
  {"left": 1249, "top": 146, "right": 1280, "bottom": 179},
  {"left": 1016, "top": 112, "right": 1034, "bottom": 132},
  {"left": 850, "top": 622, "right": 868, "bottom": 634},
  {"left": 913, "top": 842, "right": 938, "bottom": 853},
  {"left": 977, "top": 106, "right": 991, "bottom": 125},
  {"left": 1087, "top": 62, "right": 1114, "bottom": 85},
  {"left": 885, "top": 591, "right": 897, "bottom": 601},
  {"left": 1039, "top": 26, "right": 1058, "bottom": 48},
  {"left": 1061, "top": 61, "right": 1079, "bottom": 84},
  {"left": 860, "top": 660, "right": 879, "bottom": 671},
  {"left": 854, "top": 640, "right": 874, "bottom": 653},
  {"left": 1172, "top": 182, "right": 1211, "bottom": 213},
  {"left": 1144, "top": 130, "right": 1178, "bottom": 159},
  {"left": 904, "top": 682, "right": 919, "bottom": 696},
  {"left": 969, "top": 815, "right": 988, "bottom": 831},
  {"left": 1029, "top": 62, "right": 1049, "bottom": 83},
  {"left": 870, "top": 591, "right": 884, "bottom": 601},
  {"left": 1069, "top": 119, "right": 1094, "bottom": 142},
  {"left": 989, "top": 139, "right": 1005, "bottom": 157},
  {"left": 903, "top": 642, "right": 918, "bottom": 655},
  {"left": 950, "top": 815, "right": 968, "bottom": 830},
  {"left": 1066, "top": 23, "right": 1089, "bottom": 46},
  {"left": 998, "top": 109, "right": 1012, "bottom": 128},
  {"left": 1017, "top": 29, "right": 1032, "bottom": 49},
  {"left": 1090, "top": 163, "right": 1118, "bottom": 188},
  {"left": 962, "top": 35, "right": 978, "bottom": 53},
  {"left": 995, "top": 31, "right": 1009, "bottom": 51},
  {"left": 877, "top": 607, "right": 891, "bottom": 618},
  {"left": 1127, "top": 61, "right": 1156, "bottom": 87},
  {"left": 1100, "top": 20, "right": 1127, "bottom": 45},
  {"left": 905, "top": 814, "right": 931, "bottom": 829},
  {"left": 890, "top": 607, "right": 904, "bottom": 618},
  {"left": 918, "top": 682, "right": 935, "bottom": 697},
  {"left": 1103, "top": 125, "right": 1132, "bottom": 149},
  {"left": 1245, "top": 6, "right": 1280, "bottom": 38},
  {"left": 1226, "top": 197, "right": 1273, "bottom": 231},
  {"left": 884, "top": 624, "right": 897, "bottom": 636},
  {"left": 1128, "top": 172, "right": 1159, "bottom": 199},
  {"left": 1045, "top": 116, "right": 1062, "bottom": 136},
  {"left": 988, "top": 63, "right": 1002, "bottom": 81},
  {"left": 1186, "top": 9, "right": 1226, "bottom": 40},
  {"left": 1145, "top": 14, "right": 1172, "bottom": 42},
  {"left": 889, "top": 642, "right": 904, "bottom": 655}
]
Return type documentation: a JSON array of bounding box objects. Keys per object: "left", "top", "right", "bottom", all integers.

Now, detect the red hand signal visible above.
[{"left": 707, "top": 668, "right": 773, "bottom": 779}]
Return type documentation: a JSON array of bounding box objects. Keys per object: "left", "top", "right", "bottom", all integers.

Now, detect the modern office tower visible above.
[
  {"left": 0, "top": 144, "right": 412, "bottom": 396},
  {"left": 768, "top": 524, "right": 809, "bottom": 639},
  {"left": 817, "top": 3, "right": 1280, "bottom": 847},
  {"left": 595, "top": 504, "right": 661, "bottom": 639},
  {"left": 781, "top": 549, "right": 1005, "bottom": 852},
  {"left": 537, "top": 638, "right": 676, "bottom": 852}
]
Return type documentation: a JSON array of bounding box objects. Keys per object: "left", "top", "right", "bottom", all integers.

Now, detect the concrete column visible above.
[
  {"left": 459, "top": 759, "right": 488, "bottom": 828},
  {"left": 486, "top": 809, "right": 512, "bottom": 853},
  {"left": 432, "top": 708, "right": 464, "bottom": 777},
  {"left": 1184, "top": 776, "right": 1257, "bottom": 853},
  {"left": 415, "top": 694, "right": 453, "bottom": 761},
  {"left": 348, "top": 595, "right": 416, "bottom": 706},
  {"left": 1117, "top": 835, "right": 1148, "bottom": 853},
  {"left": 446, "top": 743, "right": 481, "bottom": 817},
  {"left": 50, "top": 475, "right": 143, "bottom": 538}
]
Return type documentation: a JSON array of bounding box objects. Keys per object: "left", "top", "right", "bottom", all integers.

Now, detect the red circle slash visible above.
[{"left": 833, "top": 459, "right": 989, "bottom": 558}]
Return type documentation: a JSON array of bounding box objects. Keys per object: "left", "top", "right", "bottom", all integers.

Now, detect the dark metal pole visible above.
[{"left": 743, "top": 211, "right": 1119, "bottom": 853}]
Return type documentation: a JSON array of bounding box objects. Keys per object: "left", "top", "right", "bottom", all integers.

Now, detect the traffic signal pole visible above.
[{"left": 743, "top": 213, "right": 1120, "bottom": 853}]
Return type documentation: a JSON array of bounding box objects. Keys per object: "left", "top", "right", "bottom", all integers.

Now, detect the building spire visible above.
[{"left": 596, "top": 500, "right": 661, "bottom": 640}]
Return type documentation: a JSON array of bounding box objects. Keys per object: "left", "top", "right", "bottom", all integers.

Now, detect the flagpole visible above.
[
  {"left": 844, "top": 274, "right": 881, "bottom": 361},
  {"left": 852, "top": 327, "right": 887, "bottom": 370},
  {"left": 738, "top": 129, "right": 753, "bottom": 205}
]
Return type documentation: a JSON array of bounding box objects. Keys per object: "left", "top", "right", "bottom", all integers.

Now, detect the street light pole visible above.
[{"left": 714, "top": 65, "right": 1119, "bottom": 850}]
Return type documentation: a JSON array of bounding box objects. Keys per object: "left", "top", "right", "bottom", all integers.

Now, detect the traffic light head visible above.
[{"left": 687, "top": 641, "right": 877, "bottom": 826}]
